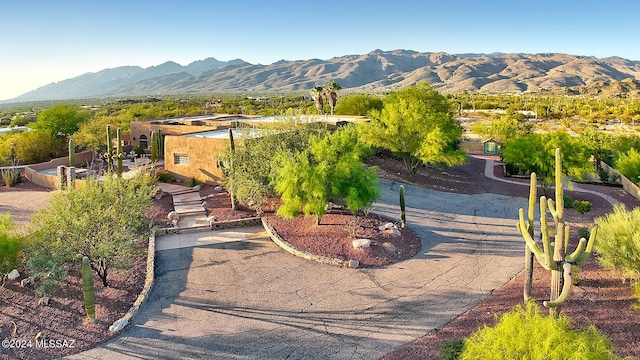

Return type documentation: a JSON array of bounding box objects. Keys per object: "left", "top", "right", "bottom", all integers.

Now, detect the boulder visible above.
[
  {"left": 391, "top": 227, "right": 401, "bottom": 236},
  {"left": 382, "top": 242, "right": 397, "bottom": 253},
  {"left": 348, "top": 260, "right": 360, "bottom": 268},
  {"left": 384, "top": 222, "right": 396, "bottom": 229},
  {"left": 20, "top": 276, "right": 34, "bottom": 287},
  {"left": 192, "top": 185, "right": 201, "bottom": 191},
  {"left": 352, "top": 239, "right": 371, "bottom": 249},
  {"left": 7, "top": 269, "right": 20, "bottom": 280},
  {"left": 109, "top": 317, "right": 129, "bottom": 333},
  {"left": 38, "top": 296, "right": 50, "bottom": 306}
]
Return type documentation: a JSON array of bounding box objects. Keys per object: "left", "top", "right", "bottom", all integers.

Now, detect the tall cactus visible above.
[
  {"left": 106, "top": 124, "right": 113, "bottom": 172},
  {"left": 522, "top": 173, "right": 537, "bottom": 302},
  {"left": 82, "top": 256, "right": 95, "bottom": 320},
  {"left": 150, "top": 131, "right": 158, "bottom": 162},
  {"left": 399, "top": 185, "right": 406, "bottom": 228},
  {"left": 68, "top": 138, "right": 75, "bottom": 167},
  {"left": 517, "top": 148, "right": 598, "bottom": 317},
  {"left": 157, "top": 128, "right": 164, "bottom": 157},
  {"left": 228, "top": 127, "right": 237, "bottom": 210},
  {"left": 116, "top": 127, "right": 123, "bottom": 177}
]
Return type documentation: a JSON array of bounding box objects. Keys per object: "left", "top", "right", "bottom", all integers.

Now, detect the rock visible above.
[
  {"left": 352, "top": 239, "right": 371, "bottom": 249},
  {"left": 7, "top": 269, "right": 20, "bottom": 280},
  {"left": 214, "top": 185, "right": 222, "bottom": 191},
  {"left": 384, "top": 222, "right": 395, "bottom": 229},
  {"left": 109, "top": 317, "right": 129, "bottom": 333},
  {"left": 382, "top": 242, "right": 397, "bottom": 253},
  {"left": 167, "top": 210, "right": 178, "bottom": 220},
  {"left": 38, "top": 296, "right": 50, "bottom": 306},
  {"left": 348, "top": 260, "right": 360, "bottom": 268},
  {"left": 378, "top": 226, "right": 386, "bottom": 231},
  {"left": 192, "top": 185, "right": 201, "bottom": 191},
  {"left": 20, "top": 276, "right": 34, "bottom": 287},
  {"left": 391, "top": 227, "right": 401, "bottom": 236}
]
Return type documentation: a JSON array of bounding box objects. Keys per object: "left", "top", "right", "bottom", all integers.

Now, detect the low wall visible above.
[
  {"left": 25, "top": 151, "right": 93, "bottom": 189},
  {"left": 600, "top": 161, "right": 640, "bottom": 201}
]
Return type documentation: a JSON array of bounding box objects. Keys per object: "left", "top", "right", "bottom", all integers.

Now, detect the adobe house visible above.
[{"left": 132, "top": 114, "right": 368, "bottom": 184}]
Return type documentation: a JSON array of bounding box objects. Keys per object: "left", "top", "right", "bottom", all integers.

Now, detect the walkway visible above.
[
  {"left": 156, "top": 182, "right": 211, "bottom": 230},
  {"left": 483, "top": 157, "right": 621, "bottom": 205},
  {"left": 71, "top": 179, "right": 528, "bottom": 360}
]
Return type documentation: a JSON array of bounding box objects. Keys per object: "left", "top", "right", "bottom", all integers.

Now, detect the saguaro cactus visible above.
[
  {"left": 116, "top": 127, "right": 124, "bottom": 177},
  {"left": 68, "top": 138, "right": 75, "bottom": 167},
  {"left": 106, "top": 124, "right": 113, "bottom": 172},
  {"left": 399, "top": 185, "right": 406, "bottom": 228},
  {"left": 150, "top": 131, "right": 158, "bottom": 161},
  {"left": 228, "top": 127, "right": 237, "bottom": 210},
  {"left": 157, "top": 128, "right": 164, "bottom": 157},
  {"left": 522, "top": 172, "right": 537, "bottom": 302},
  {"left": 82, "top": 256, "right": 95, "bottom": 320},
  {"left": 517, "top": 148, "right": 598, "bottom": 316}
]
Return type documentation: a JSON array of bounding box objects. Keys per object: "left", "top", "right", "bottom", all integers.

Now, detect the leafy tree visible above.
[
  {"left": 220, "top": 110, "right": 328, "bottom": 212},
  {"left": 0, "top": 130, "right": 66, "bottom": 165},
  {"left": 614, "top": 148, "right": 640, "bottom": 186},
  {"left": 334, "top": 94, "right": 384, "bottom": 116},
  {"left": 469, "top": 115, "right": 533, "bottom": 144},
  {"left": 27, "top": 176, "right": 154, "bottom": 287},
  {"left": 579, "top": 127, "right": 613, "bottom": 170},
  {"left": 324, "top": 80, "right": 342, "bottom": 115},
  {"left": 360, "top": 82, "right": 466, "bottom": 175},
  {"left": 501, "top": 131, "right": 592, "bottom": 194},
  {"left": 274, "top": 124, "right": 379, "bottom": 225},
  {"left": 30, "top": 104, "right": 90, "bottom": 138}
]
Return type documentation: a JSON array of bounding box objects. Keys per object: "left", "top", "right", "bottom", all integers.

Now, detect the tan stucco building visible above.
[{"left": 130, "top": 114, "right": 368, "bottom": 184}]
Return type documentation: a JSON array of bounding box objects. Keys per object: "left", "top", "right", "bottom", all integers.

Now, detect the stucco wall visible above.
[
  {"left": 164, "top": 135, "right": 230, "bottom": 184},
  {"left": 600, "top": 161, "right": 640, "bottom": 201},
  {"left": 130, "top": 122, "right": 228, "bottom": 149}
]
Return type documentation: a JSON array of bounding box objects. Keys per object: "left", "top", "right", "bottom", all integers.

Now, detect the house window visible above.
[
  {"left": 174, "top": 154, "right": 189, "bottom": 165},
  {"left": 139, "top": 134, "right": 148, "bottom": 149}
]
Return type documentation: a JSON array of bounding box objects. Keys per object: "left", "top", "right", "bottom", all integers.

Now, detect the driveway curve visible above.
[{"left": 71, "top": 179, "right": 528, "bottom": 360}]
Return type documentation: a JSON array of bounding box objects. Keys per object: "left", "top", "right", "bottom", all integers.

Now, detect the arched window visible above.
[{"left": 139, "top": 134, "right": 148, "bottom": 149}]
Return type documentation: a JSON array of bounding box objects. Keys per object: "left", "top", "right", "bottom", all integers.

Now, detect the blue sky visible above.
[{"left": 1, "top": 0, "right": 639, "bottom": 100}]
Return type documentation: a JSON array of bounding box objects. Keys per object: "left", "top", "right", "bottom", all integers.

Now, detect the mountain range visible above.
[{"left": 11, "top": 49, "right": 640, "bottom": 101}]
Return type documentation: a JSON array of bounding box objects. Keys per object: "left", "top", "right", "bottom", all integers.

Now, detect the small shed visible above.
[{"left": 483, "top": 138, "right": 500, "bottom": 155}]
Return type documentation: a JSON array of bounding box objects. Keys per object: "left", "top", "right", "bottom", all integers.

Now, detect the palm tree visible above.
[
  {"left": 324, "top": 80, "right": 342, "bottom": 115},
  {"left": 310, "top": 86, "right": 324, "bottom": 114}
]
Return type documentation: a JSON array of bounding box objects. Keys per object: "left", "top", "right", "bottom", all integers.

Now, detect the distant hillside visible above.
[{"left": 10, "top": 50, "right": 640, "bottom": 101}]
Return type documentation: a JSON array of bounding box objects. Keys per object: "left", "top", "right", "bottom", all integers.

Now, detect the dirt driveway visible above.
[{"left": 0, "top": 183, "right": 52, "bottom": 233}]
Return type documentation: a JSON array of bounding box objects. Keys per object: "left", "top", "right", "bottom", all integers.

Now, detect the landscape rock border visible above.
[
  {"left": 108, "top": 232, "right": 156, "bottom": 333},
  {"left": 261, "top": 217, "right": 360, "bottom": 268}
]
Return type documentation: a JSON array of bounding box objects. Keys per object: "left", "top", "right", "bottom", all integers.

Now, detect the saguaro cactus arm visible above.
[
  {"left": 566, "top": 224, "right": 598, "bottom": 265},
  {"left": 544, "top": 262, "right": 573, "bottom": 308}
]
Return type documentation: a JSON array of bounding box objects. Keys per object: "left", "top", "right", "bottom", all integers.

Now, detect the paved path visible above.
[
  {"left": 72, "top": 179, "right": 528, "bottom": 360},
  {"left": 0, "top": 188, "right": 51, "bottom": 234}
]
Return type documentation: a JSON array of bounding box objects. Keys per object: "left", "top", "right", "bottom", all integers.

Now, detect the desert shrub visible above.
[
  {"left": 441, "top": 339, "right": 465, "bottom": 360},
  {"left": 188, "top": 176, "right": 199, "bottom": 187},
  {"left": 156, "top": 171, "right": 174, "bottom": 183},
  {"left": 614, "top": 148, "right": 640, "bottom": 186},
  {"left": 595, "top": 205, "right": 640, "bottom": 280},
  {"left": 563, "top": 194, "right": 574, "bottom": 208},
  {"left": 459, "top": 302, "right": 620, "bottom": 360},
  {"left": 578, "top": 227, "right": 590, "bottom": 239},
  {"left": 25, "top": 253, "right": 67, "bottom": 295},
  {"left": 572, "top": 200, "right": 592, "bottom": 218},
  {"left": 1, "top": 168, "right": 21, "bottom": 187},
  {"left": 0, "top": 233, "right": 22, "bottom": 278}
]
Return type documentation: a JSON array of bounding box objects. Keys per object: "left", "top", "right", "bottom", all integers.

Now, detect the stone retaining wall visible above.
[{"left": 109, "top": 232, "right": 156, "bottom": 333}]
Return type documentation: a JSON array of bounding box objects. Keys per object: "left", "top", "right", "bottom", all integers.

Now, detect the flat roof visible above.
[{"left": 184, "top": 127, "right": 265, "bottom": 139}]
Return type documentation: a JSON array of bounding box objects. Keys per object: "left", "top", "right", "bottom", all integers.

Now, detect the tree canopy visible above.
[
  {"left": 274, "top": 124, "right": 379, "bottom": 224},
  {"left": 27, "top": 175, "right": 154, "bottom": 287},
  {"left": 360, "top": 82, "right": 466, "bottom": 174},
  {"left": 30, "top": 104, "right": 90, "bottom": 138}
]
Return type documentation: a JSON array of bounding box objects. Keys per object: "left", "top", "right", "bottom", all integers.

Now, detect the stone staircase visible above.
[{"left": 157, "top": 183, "right": 213, "bottom": 231}]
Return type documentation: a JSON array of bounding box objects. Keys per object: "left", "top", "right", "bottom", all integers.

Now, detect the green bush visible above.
[
  {"left": 595, "top": 205, "right": 640, "bottom": 280},
  {"left": 0, "top": 233, "right": 22, "bottom": 277},
  {"left": 572, "top": 200, "right": 592, "bottom": 218},
  {"left": 460, "top": 302, "right": 620, "bottom": 360},
  {"left": 156, "top": 171, "right": 174, "bottom": 183},
  {"left": 563, "top": 194, "right": 574, "bottom": 208},
  {"left": 614, "top": 148, "right": 640, "bottom": 186},
  {"left": 441, "top": 339, "right": 465, "bottom": 360}
]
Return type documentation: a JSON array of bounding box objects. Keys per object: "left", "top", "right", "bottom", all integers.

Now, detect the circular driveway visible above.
[{"left": 72, "top": 179, "right": 528, "bottom": 359}]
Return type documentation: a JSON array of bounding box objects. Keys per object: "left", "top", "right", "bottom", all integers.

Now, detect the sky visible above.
[{"left": 1, "top": 0, "right": 639, "bottom": 101}]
